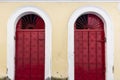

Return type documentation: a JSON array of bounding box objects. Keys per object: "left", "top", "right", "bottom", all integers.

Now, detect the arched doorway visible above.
[
  {"left": 68, "top": 6, "right": 114, "bottom": 80},
  {"left": 15, "top": 14, "right": 45, "bottom": 80},
  {"left": 74, "top": 14, "right": 105, "bottom": 80},
  {"left": 7, "top": 7, "right": 52, "bottom": 80}
]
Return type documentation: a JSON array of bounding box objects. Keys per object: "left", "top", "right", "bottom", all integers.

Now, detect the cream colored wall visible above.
[{"left": 0, "top": 2, "right": 120, "bottom": 79}]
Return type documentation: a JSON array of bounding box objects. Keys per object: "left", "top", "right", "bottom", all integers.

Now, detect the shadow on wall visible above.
[{"left": 0, "top": 76, "right": 68, "bottom": 80}]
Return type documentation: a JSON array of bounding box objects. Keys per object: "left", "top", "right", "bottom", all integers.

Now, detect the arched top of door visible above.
[
  {"left": 16, "top": 14, "right": 45, "bottom": 29},
  {"left": 75, "top": 14, "right": 104, "bottom": 29}
]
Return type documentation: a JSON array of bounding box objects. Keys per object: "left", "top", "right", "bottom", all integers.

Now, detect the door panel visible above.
[
  {"left": 74, "top": 30, "right": 105, "bottom": 80},
  {"left": 15, "top": 31, "right": 45, "bottom": 80},
  {"left": 89, "top": 32, "right": 97, "bottom": 75},
  {"left": 38, "top": 31, "right": 45, "bottom": 80},
  {"left": 23, "top": 32, "right": 31, "bottom": 80},
  {"left": 15, "top": 31, "right": 24, "bottom": 80},
  {"left": 31, "top": 32, "right": 39, "bottom": 80}
]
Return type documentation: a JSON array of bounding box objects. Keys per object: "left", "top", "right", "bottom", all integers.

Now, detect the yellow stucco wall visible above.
[{"left": 0, "top": 2, "right": 120, "bottom": 79}]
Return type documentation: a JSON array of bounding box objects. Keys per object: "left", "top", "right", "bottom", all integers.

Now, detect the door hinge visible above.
[
  {"left": 14, "top": 36, "right": 16, "bottom": 40},
  {"left": 104, "top": 37, "right": 106, "bottom": 42},
  {"left": 112, "top": 66, "right": 114, "bottom": 73}
]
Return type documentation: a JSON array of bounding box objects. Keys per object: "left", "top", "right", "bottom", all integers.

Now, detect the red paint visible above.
[
  {"left": 15, "top": 14, "right": 45, "bottom": 80},
  {"left": 75, "top": 14, "right": 105, "bottom": 80}
]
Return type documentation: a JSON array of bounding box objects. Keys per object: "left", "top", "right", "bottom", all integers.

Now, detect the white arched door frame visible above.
[
  {"left": 7, "top": 6, "right": 52, "bottom": 80},
  {"left": 68, "top": 6, "right": 114, "bottom": 80}
]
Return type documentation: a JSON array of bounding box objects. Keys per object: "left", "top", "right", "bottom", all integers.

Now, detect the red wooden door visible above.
[
  {"left": 74, "top": 14, "right": 105, "bottom": 80},
  {"left": 15, "top": 14, "right": 45, "bottom": 80}
]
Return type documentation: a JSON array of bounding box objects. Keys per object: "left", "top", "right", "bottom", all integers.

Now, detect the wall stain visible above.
[
  {"left": 0, "top": 76, "right": 10, "bottom": 80},
  {"left": 51, "top": 77, "right": 68, "bottom": 80}
]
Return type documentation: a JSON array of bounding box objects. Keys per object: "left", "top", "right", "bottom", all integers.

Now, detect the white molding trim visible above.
[
  {"left": 7, "top": 6, "right": 52, "bottom": 80},
  {"left": 68, "top": 6, "right": 114, "bottom": 80}
]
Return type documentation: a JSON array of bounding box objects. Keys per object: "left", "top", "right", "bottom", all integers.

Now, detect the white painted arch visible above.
[
  {"left": 7, "top": 6, "right": 52, "bottom": 80},
  {"left": 68, "top": 6, "right": 114, "bottom": 80}
]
